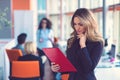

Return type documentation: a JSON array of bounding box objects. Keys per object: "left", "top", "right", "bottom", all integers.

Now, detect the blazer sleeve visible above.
[{"left": 77, "top": 42, "right": 103, "bottom": 73}]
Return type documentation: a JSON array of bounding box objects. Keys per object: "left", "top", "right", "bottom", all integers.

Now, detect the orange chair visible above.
[
  {"left": 6, "top": 49, "right": 23, "bottom": 62},
  {"left": 10, "top": 61, "right": 40, "bottom": 80},
  {"left": 61, "top": 74, "right": 69, "bottom": 80}
]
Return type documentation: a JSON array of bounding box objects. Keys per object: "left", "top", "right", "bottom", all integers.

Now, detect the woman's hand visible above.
[
  {"left": 51, "top": 62, "right": 60, "bottom": 72},
  {"left": 39, "top": 38, "right": 43, "bottom": 42},
  {"left": 77, "top": 33, "right": 86, "bottom": 48}
]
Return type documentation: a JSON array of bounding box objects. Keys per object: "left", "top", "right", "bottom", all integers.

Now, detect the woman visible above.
[
  {"left": 52, "top": 8, "right": 104, "bottom": 80},
  {"left": 37, "top": 18, "right": 54, "bottom": 49},
  {"left": 18, "top": 42, "right": 44, "bottom": 79}
]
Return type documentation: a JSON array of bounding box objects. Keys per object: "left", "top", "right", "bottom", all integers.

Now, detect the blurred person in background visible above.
[
  {"left": 37, "top": 18, "right": 54, "bottom": 49},
  {"left": 12, "top": 33, "right": 27, "bottom": 55},
  {"left": 51, "top": 8, "right": 104, "bottom": 80},
  {"left": 18, "top": 41, "right": 44, "bottom": 80},
  {"left": 53, "top": 37, "right": 59, "bottom": 48}
]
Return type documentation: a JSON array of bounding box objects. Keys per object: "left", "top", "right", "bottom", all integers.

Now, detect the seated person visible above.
[
  {"left": 13, "top": 33, "right": 27, "bottom": 55},
  {"left": 18, "top": 41, "right": 44, "bottom": 79},
  {"left": 37, "top": 48, "right": 57, "bottom": 80},
  {"left": 37, "top": 47, "right": 61, "bottom": 80}
]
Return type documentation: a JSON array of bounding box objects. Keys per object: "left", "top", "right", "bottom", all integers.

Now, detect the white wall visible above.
[
  {"left": 0, "top": 39, "right": 15, "bottom": 80},
  {"left": 14, "top": 10, "right": 36, "bottom": 43}
]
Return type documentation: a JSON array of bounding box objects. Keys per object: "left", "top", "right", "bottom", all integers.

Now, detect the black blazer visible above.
[
  {"left": 18, "top": 54, "right": 44, "bottom": 79},
  {"left": 66, "top": 38, "right": 103, "bottom": 80}
]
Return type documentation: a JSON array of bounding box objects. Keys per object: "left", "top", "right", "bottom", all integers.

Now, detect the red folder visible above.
[{"left": 42, "top": 48, "right": 77, "bottom": 72}]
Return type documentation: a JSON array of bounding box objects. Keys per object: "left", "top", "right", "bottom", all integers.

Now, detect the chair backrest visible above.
[
  {"left": 11, "top": 61, "right": 40, "bottom": 79},
  {"left": 61, "top": 74, "right": 69, "bottom": 80},
  {"left": 6, "top": 49, "right": 23, "bottom": 62}
]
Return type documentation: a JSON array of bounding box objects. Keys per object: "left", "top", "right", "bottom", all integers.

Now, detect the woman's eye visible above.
[
  {"left": 73, "top": 23, "right": 76, "bottom": 26},
  {"left": 78, "top": 23, "right": 83, "bottom": 26}
]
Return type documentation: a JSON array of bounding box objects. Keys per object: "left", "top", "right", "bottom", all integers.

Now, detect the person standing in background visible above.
[
  {"left": 37, "top": 18, "right": 54, "bottom": 49},
  {"left": 37, "top": 18, "right": 61, "bottom": 80}
]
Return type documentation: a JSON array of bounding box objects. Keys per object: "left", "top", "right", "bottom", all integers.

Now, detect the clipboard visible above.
[{"left": 42, "top": 48, "right": 77, "bottom": 72}]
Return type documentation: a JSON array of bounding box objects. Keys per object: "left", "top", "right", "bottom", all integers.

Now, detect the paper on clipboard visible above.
[{"left": 42, "top": 48, "right": 77, "bottom": 72}]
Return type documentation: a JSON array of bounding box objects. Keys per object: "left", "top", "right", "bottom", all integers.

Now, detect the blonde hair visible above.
[
  {"left": 71, "top": 8, "right": 104, "bottom": 43},
  {"left": 24, "top": 41, "right": 37, "bottom": 55}
]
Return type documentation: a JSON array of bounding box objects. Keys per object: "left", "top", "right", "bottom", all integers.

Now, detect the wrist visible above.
[{"left": 81, "top": 44, "right": 86, "bottom": 48}]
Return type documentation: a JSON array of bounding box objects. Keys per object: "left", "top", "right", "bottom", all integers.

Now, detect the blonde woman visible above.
[
  {"left": 18, "top": 42, "right": 44, "bottom": 79},
  {"left": 51, "top": 8, "right": 104, "bottom": 80}
]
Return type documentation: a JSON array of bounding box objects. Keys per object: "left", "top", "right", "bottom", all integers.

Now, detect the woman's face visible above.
[
  {"left": 42, "top": 20, "right": 47, "bottom": 28},
  {"left": 73, "top": 17, "right": 86, "bottom": 35}
]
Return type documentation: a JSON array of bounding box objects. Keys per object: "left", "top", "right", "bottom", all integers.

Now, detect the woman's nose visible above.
[{"left": 77, "top": 25, "right": 82, "bottom": 29}]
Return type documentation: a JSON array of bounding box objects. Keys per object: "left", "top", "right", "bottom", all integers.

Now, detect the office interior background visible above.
[{"left": 0, "top": 0, "right": 120, "bottom": 80}]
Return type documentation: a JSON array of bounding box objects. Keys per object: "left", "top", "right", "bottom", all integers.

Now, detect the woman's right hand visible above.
[
  {"left": 51, "top": 62, "right": 60, "bottom": 72},
  {"left": 77, "top": 33, "right": 87, "bottom": 48},
  {"left": 39, "top": 38, "right": 43, "bottom": 42}
]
